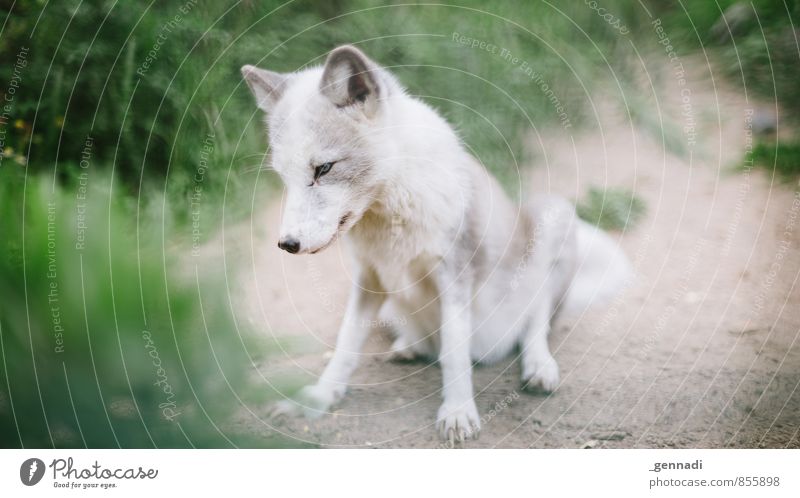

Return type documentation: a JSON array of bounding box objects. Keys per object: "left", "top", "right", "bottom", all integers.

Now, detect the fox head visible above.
[{"left": 242, "top": 45, "right": 390, "bottom": 255}]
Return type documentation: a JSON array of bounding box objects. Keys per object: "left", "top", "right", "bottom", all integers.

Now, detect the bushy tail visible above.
[{"left": 561, "top": 220, "right": 633, "bottom": 315}]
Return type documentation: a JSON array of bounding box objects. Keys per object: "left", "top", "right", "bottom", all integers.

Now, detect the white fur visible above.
[{"left": 245, "top": 46, "right": 632, "bottom": 443}]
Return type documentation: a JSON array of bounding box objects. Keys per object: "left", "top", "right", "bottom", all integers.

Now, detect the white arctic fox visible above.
[{"left": 242, "top": 45, "right": 631, "bottom": 443}]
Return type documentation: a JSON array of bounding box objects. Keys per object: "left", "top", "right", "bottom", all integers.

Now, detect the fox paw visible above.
[
  {"left": 436, "top": 399, "right": 481, "bottom": 444},
  {"left": 521, "top": 355, "right": 559, "bottom": 393},
  {"left": 267, "top": 384, "right": 341, "bottom": 420},
  {"left": 386, "top": 340, "right": 419, "bottom": 362}
]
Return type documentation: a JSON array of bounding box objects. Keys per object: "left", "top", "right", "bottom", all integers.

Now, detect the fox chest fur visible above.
[{"left": 348, "top": 205, "right": 446, "bottom": 300}]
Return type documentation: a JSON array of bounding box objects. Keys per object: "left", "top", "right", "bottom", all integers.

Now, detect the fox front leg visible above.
[
  {"left": 270, "top": 266, "right": 384, "bottom": 418},
  {"left": 433, "top": 261, "right": 480, "bottom": 443}
]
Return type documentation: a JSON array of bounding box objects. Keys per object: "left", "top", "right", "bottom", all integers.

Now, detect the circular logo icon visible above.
[{"left": 20, "top": 458, "right": 45, "bottom": 486}]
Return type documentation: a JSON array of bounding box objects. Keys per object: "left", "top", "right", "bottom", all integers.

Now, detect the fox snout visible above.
[{"left": 277, "top": 237, "right": 301, "bottom": 254}]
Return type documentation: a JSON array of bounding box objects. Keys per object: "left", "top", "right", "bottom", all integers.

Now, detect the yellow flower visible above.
[
  {"left": 3, "top": 146, "right": 13, "bottom": 155},
  {"left": 14, "top": 119, "right": 25, "bottom": 129}
]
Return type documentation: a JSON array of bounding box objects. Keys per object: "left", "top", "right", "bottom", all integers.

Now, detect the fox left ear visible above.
[
  {"left": 241, "top": 65, "right": 287, "bottom": 113},
  {"left": 320, "top": 45, "right": 381, "bottom": 117}
]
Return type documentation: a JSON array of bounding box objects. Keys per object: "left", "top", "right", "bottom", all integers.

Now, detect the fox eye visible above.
[{"left": 313, "top": 161, "right": 335, "bottom": 182}]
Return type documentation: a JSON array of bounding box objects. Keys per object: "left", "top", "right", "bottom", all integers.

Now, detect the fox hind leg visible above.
[
  {"left": 520, "top": 298, "right": 560, "bottom": 393},
  {"left": 383, "top": 300, "right": 436, "bottom": 362}
]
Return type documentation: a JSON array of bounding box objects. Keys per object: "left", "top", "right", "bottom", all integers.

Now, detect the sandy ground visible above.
[{"left": 229, "top": 61, "right": 800, "bottom": 448}]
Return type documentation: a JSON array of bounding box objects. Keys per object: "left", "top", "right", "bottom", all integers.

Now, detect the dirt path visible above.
[{"left": 230, "top": 65, "right": 800, "bottom": 448}]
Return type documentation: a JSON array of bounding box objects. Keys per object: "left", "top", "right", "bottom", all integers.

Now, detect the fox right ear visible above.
[
  {"left": 241, "top": 65, "right": 287, "bottom": 113},
  {"left": 320, "top": 45, "right": 381, "bottom": 118}
]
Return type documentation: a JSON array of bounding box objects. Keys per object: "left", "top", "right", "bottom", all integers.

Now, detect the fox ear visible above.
[
  {"left": 320, "top": 45, "right": 381, "bottom": 117},
  {"left": 241, "top": 65, "right": 287, "bottom": 113}
]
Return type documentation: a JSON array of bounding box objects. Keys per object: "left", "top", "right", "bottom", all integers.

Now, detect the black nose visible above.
[{"left": 278, "top": 238, "right": 300, "bottom": 254}]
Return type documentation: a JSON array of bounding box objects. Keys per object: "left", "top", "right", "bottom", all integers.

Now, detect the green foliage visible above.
[
  {"left": 719, "top": 33, "right": 800, "bottom": 117},
  {"left": 750, "top": 141, "right": 800, "bottom": 179},
  {"left": 0, "top": 170, "right": 282, "bottom": 448},
  {"left": 1, "top": 0, "right": 270, "bottom": 203},
  {"left": 577, "top": 187, "right": 646, "bottom": 231},
  {"left": 648, "top": 0, "right": 793, "bottom": 47},
  {"left": 707, "top": 2, "right": 800, "bottom": 115}
]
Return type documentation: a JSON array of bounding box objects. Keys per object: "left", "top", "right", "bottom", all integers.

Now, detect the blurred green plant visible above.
[
  {"left": 0, "top": 169, "right": 285, "bottom": 448},
  {"left": 577, "top": 186, "right": 646, "bottom": 231},
  {"left": 750, "top": 141, "right": 800, "bottom": 179},
  {"left": 706, "top": 1, "right": 800, "bottom": 115}
]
